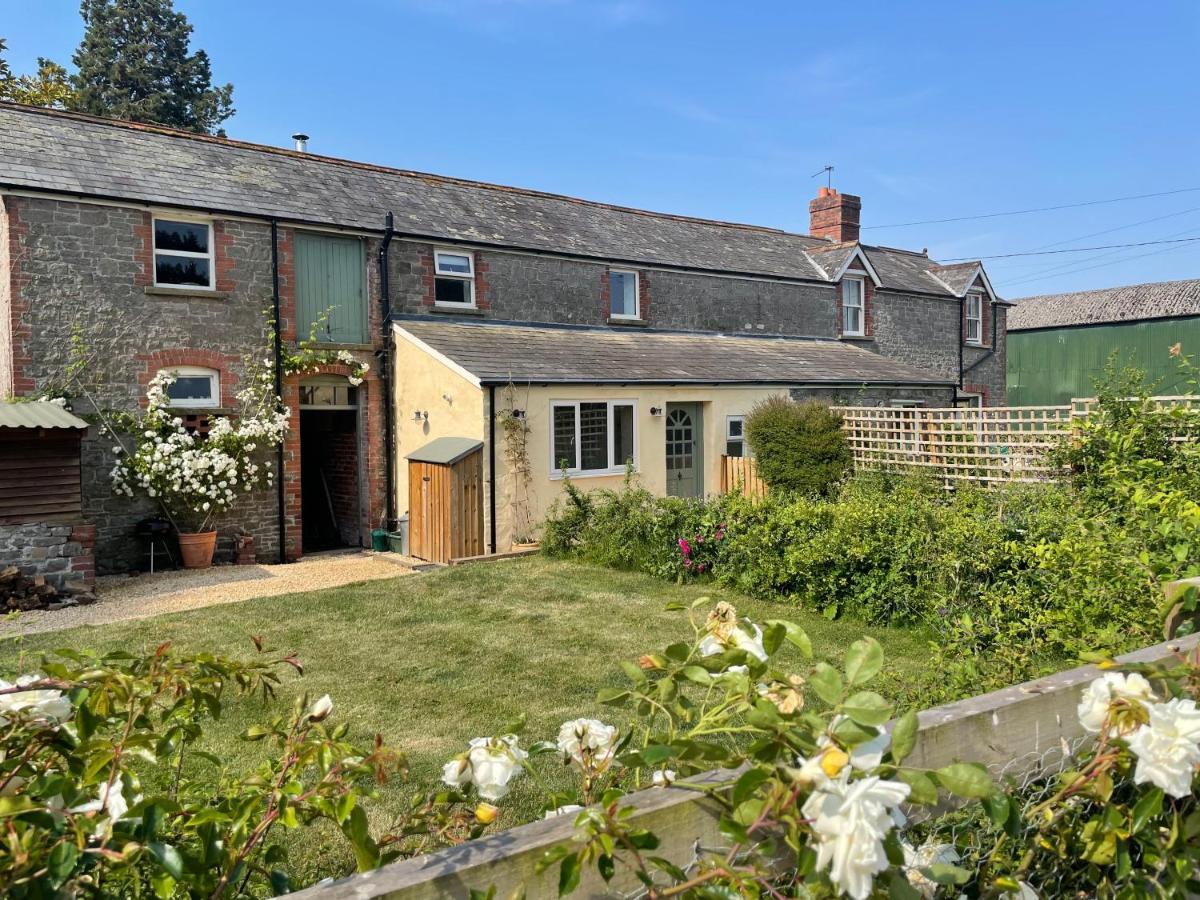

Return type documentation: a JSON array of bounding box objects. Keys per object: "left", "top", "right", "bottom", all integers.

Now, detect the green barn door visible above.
[
  {"left": 665, "top": 403, "right": 704, "bottom": 497},
  {"left": 294, "top": 232, "right": 367, "bottom": 344}
]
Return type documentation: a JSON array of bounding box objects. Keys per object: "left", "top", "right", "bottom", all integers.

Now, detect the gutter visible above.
[
  {"left": 378, "top": 212, "right": 397, "bottom": 529},
  {"left": 270, "top": 219, "right": 288, "bottom": 563}
]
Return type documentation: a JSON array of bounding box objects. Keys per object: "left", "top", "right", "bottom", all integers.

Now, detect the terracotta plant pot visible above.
[{"left": 177, "top": 531, "right": 218, "bottom": 569}]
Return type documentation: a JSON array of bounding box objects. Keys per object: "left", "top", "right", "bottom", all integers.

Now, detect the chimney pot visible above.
[
  {"left": 291, "top": 132, "right": 310, "bottom": 152},
  {"left": 809, "top": 187, "right": 862, "bottom": 243}
]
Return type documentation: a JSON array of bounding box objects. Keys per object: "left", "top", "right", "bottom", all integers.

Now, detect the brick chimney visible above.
[{"left": 809, "top": 186, "right": 862, "bottom": 243}]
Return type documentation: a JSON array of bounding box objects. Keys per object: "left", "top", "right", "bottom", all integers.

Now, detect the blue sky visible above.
[{"left": 4, "top": 0, "right": 1199, "bottom": 297}]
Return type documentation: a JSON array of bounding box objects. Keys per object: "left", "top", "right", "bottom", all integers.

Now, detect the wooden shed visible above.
[
  {"left": 406, "top": 437, "right": 485, "bottom": 564},
  {"left": 0, "top": 402, "right": 89, "bottom": 525}
]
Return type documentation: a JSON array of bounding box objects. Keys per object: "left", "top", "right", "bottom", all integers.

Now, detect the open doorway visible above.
[{"left": 299, "top": 378, "right": 361, "bottom": 552}]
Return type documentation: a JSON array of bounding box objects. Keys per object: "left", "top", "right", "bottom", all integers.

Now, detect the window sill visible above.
[
  {"left": 964, "top": 341, "right": 986, "bottom": 348},
  {"left": 294, "top": 341, "right": 373, "bottom": 351},
  {"left": 550, "top": 467, "right": 636, "bottom": 481},
  {"left": 167, "top": 406, "right": 227, "bottom": 415},
  {"left": 839, "top": 334, "right": 874, "bottom": 343},
  {"left": 429, "top": 305, "right": 484, "bottom": 317},
  {"left": 607, "top": 317, "right": 648, "bottom": 327},
  {"left": 145, "top": 286, "right": 230, "bottom": 301}
]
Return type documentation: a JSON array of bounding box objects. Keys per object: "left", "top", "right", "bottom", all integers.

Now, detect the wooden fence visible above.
[
  {"left": 291, "top": 631, "right": 1200, "bottom": 900},
  {"left": 719, "top": 454, "right": 768, "bottom": 498}
]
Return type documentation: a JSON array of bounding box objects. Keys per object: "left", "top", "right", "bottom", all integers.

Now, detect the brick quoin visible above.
[
  {"left": 963, "top": 382, "right": 990, "bottom": 406},
  {"left": 7, "top": 198, "right": 34, "bottom": 394},
  {"left": 599, "top": 266, "right": 611, "bottom": 319},
  {"left": 474, "top": 254, "right": 490, "bottom": 310},
  {"left": 419, "top": 247, "right": 436, "bottom": 307},
  {"left": 212, "top": 221, "right": 236, "bottom": 293},
  {"left": 133, "top": 211, "right": 153, "bottom": 287},
  {"left": 134, "top": 348, "right": 242, "bottom": 408},
  {"left": 69, "top": 524, "right": 97, "bottom": 587}
]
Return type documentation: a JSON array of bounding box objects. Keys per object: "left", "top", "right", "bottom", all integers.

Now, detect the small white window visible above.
[
  {"left": 551, "top": 400, "right": 636, "bottom": 476},
  {"left": 434, "top": 249, "right": 476, "bottom": 307},
  {"left": 841, "top": 276, "right": 865, "bottom": 336},
  {"left": 609, "top": 270, "right": 640, "bottom": 319},
  {"left": 725, "top": 415, "right": 746, "bottom": 457},
  {"left": 153, "top": 217, "right": 214, "bottom": 289},
  {"left": 160, "top": 366, "right": 219, "bottom": 408},
  {"left": 965, "top": 293, "right": 983, "bottom": 344}
]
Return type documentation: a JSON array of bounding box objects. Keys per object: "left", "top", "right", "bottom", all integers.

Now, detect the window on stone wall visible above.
[
  {"left": 841, "top": 276, "right": 865, "bottom": 336},
  {"left": 153, "top": 218, "right": 214, "bottom": 289},
  {"left": 609, "top": 270, "right": 640, "bottom": 319},
  {"left": 160, "top": 366, "right": 220, "bottom": 408},
  {"left": 965, "top": 292, "right": 984, "bottom": 344},
  {"left": 434, "top": 249, "right": 476, "bottom": 307}
]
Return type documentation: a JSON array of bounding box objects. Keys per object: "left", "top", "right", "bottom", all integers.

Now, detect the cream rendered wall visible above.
[
  {"left": 497, "top": 384, "right": 787, "bottom": 551},
  {"left": 392, "top": 332, "right": 487, "bottom": 537}
]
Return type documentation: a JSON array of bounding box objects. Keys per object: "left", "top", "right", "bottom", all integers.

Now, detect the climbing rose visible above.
[
  {"left": 1077, "top": 672, "right": 1156, "bottom": 736},
  {"left": 307, "top": 694, "right": 333, "bottom": 722},
  {"left": 1126, "top": 697, "right": 1200, "bottom": 798},
  {"left": 902, "top": 840, "right": 960, "bottom": 898},
  {"left": 557, "top": 718, "right": 619, "bottom": 772},
  {"left": 0, "top": 675, "right": 72, "bottom": 725}
]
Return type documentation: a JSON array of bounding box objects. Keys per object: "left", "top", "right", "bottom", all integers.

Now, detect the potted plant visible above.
[{"left": 110, "top": 371, "right": 289, "bottom": 568}]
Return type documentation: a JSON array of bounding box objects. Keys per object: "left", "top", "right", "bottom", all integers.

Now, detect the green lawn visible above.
[{"left": 0, "top": 557, "right": 933, "bottom": 882}]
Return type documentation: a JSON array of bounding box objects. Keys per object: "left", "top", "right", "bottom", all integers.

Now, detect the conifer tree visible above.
[{"left": 69, "top": 0, "right": 234, "bottom": 134}]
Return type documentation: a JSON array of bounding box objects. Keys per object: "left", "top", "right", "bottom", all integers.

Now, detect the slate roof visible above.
[
  {"left": 395, "top": 319, "right": 953, "bottom": 386},
  {"left": 0, "top": 401, "right": 89, "bottom": 430},
  {"left": 1008, "top": 279, "right": 1200, "bottom": 331},
  {"left": 0, "top": 103, "right": 985, "bottom": 297}
]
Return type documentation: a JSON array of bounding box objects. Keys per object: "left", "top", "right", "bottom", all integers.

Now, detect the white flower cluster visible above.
[
  {"left": 0, "top": 674, "right": 72, "bottom": 725},
  {"left": 1079, "top": 671, "right": 1200, "bottom": 798},
  {"left": 441, "top": 735, "right": 528, "bottom": 801},
  {"left": 335, "top": 350, "right": 369, "bottom": 387},
  {"left": 110, "top": 371, "right": 289, "bottom": 525},
  {"left": 557, "top": 718, "right": 619, "bottom": 774}
]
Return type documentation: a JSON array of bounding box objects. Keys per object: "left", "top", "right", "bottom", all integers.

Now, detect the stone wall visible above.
[
  {"left": 791, "top": 385, "right": 957, "bottom": 407},
  {"left": 0, "top": 522, "right": 96, "bottom": 591}
]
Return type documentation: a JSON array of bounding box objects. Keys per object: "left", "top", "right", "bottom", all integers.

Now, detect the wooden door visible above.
[
  {"left": 449, "top": 450, "right": 484, "bottom": 560},
  {"left": 409, "top": 460, "right": 448, "bottom": 563},
  {"left": 666, "top": 403, "right": 704, "bottom": 498}
]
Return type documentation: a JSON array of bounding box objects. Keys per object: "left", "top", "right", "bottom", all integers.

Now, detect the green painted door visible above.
[
  {"left": 666, "top": 402, "right": 704, "bottom": 497},
  {"left": 294, "top": 232, "right": 368, "bottom": 344}
]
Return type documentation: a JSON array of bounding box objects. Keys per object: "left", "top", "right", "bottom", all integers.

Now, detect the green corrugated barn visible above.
[{"left": 1007, "top": 279, "right": 1200, "bottom": 406}]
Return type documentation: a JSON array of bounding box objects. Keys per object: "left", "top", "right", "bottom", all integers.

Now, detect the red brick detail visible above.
[
  {"left": 834, "top": 277, "right": 872, "bottom": 338},
  {"left": 809, "top": 187, "right": 862, "bottom": 243},
  {"left": 212, "top": 220, "right": 236, "bottom": 293},
  {"left": 133, "top": 211, "right": 154, "bottom": 287},
  {"left": 962, "top": 382, "right": 990, "bottom": 406},
  {"left": 134, "top": 348, "right": 242, "bottom": 408},
  {"left": 277, "top": 227, "right": 296, "bottom": 342},
  {"left": 419, "top": 247, "right": 486, "bottom": 310},
  {"left": 474, "top": 253, "right": 490, "bottom": 310},
  {"left": 6, "top": 198, "right": 34, "bottom": 395},
  {"left": 419, "top": 247, "right": 436, "bottom": 307},
  {"left": 69, "top": 523, "right": 97, "bottom": 587},
  {"left": 638, "top": 270, "right": 651, "bottom": 322}
]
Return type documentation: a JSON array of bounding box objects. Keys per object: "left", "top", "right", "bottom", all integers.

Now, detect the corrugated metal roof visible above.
[
  {"left": 405, "top": 437, "right": 484, "bottom": 466},
  {"left": 1009, "top": 279, "right": 1200, "bottom": 330},
  {"left": 0, "top": 402, "right": 89, "bottom": 430},
  {"left": 396, "top": 319, "right": 953, "bottom": 386}
]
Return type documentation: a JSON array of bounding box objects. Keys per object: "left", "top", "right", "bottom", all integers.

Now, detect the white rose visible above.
[
  {"left": 307, "top": 694, "right": 333, "bottom": 722},
  {"left": 441, "top": 757, "right": 471, "bottom": 790},
  {"left": 902, "top": 840, "right": 960, "bottom": 898},
  {"left": 468, "top": 735, "right": 527, "bottom": 801},
  {"left": 699, "top": 623, "right": 768, "bottom": 662},
  {"left": 651, "top": 769, "right": 676, "bottom": 787},
  {"left": 557, "top": 718, "right": 619, "bottom": 772},
  {"left": 1077, "top": 673, "right": 1156, "bottom": 735},
  {"left": 543, "top": 804, "right": 584, "bottom": 819},
  {"left": 1127, "top": 697, "right": 1200, "bottom": 798},
  {"left": 0, "top": 675, "right": 72, "bottom": 725},
  {"left": 801, "top": 772, "right": 911, "bottom": 900}
]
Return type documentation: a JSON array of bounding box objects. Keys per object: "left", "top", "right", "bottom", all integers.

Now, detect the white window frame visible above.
[
  {"left": 965, "top": 292, "right": 984, "bottom": 345},
  {"left": 152, "top": 216, "right": 215, "bottom": 290},
  {"left": 433, "top": 248, "right": 477, "bottom": 308},
  {"left": 725, "top": 414, "right": 746, "bottom": 457},
  {"left": 608, "top": 269, "right": 640, "bottom": 320},
  {"left": 841, "top": 274, "right": 865, "bottom": 337},
  {"left": 549, "top": 400, "right": 638, "bottom": 478},
  {"left": 159, "top": 365, "right": 220, "bottom": 409}
]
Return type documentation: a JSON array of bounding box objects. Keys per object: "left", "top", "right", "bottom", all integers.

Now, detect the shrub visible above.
[{"left": 744, "top": 396, "right": 849, "bottom": 497}]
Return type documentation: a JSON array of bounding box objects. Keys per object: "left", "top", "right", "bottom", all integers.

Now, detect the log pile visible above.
[{"left": 0, "top": 566, "right": 97, "bottom": 612}]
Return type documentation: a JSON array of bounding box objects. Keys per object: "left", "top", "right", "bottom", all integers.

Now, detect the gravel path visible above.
[{"left": 1, "top": 551, "right": 419, "bottom": 638}]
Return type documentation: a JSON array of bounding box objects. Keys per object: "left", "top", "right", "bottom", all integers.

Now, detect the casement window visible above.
[
  {"left": 725, "top": 415, "right": 746, "bottom": 457},
  {"left": 965, "top": 292, "right": 984, "bottom": 344},
  {"left": 295, "top": 232, "right": 368, "bottom": 343},
  {"left": 609, "top": 270, "right": 640, "bottom": 319},
  {"left": 153, "top": 218, "right": 214, "bottom": 289},
  {"left": 551, "top": 400, "right": 636, "bottom": 475},
  {"left": 887, "top": 400, "right": 921, "bottom": 451},
  {"left": 160, "top": 366, "right": 219, "bottom": 408},
  {"left": 434, "top": 249, "right": 476, "bottom": 307},
  {"left": 841, "top": 276, "right": 865, "bottom": 336}
]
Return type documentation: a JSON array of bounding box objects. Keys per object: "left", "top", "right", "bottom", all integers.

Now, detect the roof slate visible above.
[
  {"left": 1008, "top": 279, "right": 1200, "bottom": 330},
  {"left": 0, "top": 103, "right": 978, "bottom": 296},
  {"left": 396, "top": 319, "right": 952, "bottom": 386},
  {"left": 0, "top": 401, "right": 89, "bottom": 430}
]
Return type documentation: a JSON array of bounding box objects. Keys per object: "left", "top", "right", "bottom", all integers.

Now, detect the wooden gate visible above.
[{"left": 406, "top": 438, "right": 485, "bottom": 564}]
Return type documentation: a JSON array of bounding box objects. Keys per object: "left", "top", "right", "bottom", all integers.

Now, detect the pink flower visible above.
[{"left": 678, "top": 538, "right": 691, "bottom": 558}]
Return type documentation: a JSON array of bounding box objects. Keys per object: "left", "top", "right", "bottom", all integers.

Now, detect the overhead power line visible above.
[
  {"left": 863, "top": 187, "right": 1200, "bottom": 230},
  {"left": 998, "top": 239, "right": 1200, "bottom": 290},
  {"left": 942, "top": 236, "right": 1200, "bottom": 262}
]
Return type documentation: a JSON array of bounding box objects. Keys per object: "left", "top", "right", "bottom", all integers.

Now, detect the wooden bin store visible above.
[{"left": 405, "top": 437, "right": 485, "bottom": 564}]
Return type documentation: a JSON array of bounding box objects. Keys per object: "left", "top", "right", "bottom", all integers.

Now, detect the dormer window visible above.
[
  {"left": 434, "top": 249, "right": 476, "bottom": 307},
  {"left": 841, "top": 275, "right": 865, "bottom": 336},
  {"left": 965, "top": 292, "right": 983, "bottom": 344}
]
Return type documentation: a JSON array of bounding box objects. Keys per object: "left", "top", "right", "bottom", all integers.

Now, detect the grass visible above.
[{"left": 0, "top": 556, "right": 933, "bottom": 882}]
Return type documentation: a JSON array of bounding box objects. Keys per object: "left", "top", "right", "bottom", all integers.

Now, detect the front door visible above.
[{"left": 665, "top": 403, "right": 704, "bottom": 497}]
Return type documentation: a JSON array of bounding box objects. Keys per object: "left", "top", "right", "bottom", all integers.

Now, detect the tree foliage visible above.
[
  {"left": 0, "top": 38, "right": 76, "bottom": 109},
  {"left": 69, "top": 0, "right": 234, "bottom": 134},
  {"left": 745, "top": 396, "right": 850, "bottom": 496}
]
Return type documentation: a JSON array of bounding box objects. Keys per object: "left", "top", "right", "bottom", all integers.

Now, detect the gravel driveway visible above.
[{"left": 1, "top": 551, "right": 419, "bottom": 638}]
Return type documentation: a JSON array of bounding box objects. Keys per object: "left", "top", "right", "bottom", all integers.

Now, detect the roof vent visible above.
[{"left": 291, "top": 132, "right": 310, "bottom": 152}]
